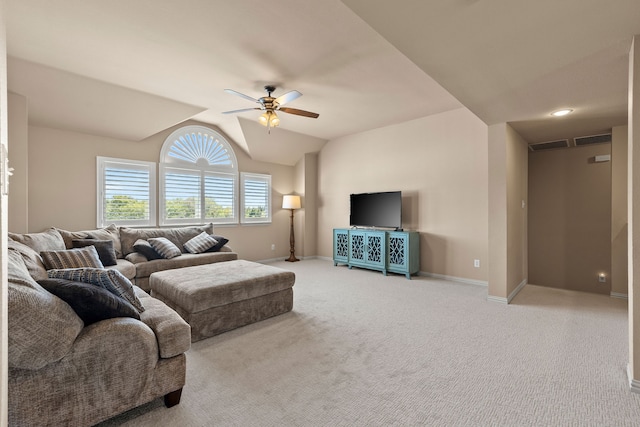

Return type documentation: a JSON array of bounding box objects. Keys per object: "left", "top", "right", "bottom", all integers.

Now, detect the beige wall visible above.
[
  {"left": 317, "top": 108, "right": 488, "bottom": 282},
  {"left": 13, "top": 119, "right": 297, "bottom": 262},
  {"left": 528, "top": 144, "right": 612, "bottom": 294},
  {"left": 612, "top": 125, "right": 628, "bottom": 296},
  {"left": 506, "top": 125, "right": 528, "bottom": 295},
  {"left": 7, "top": 92, "right": 27, "bottom": 233},
  {"left": 487, "top": 123, "right": 528, "bottom": 302},
  {"left": 294, "top": 153, "right": 318, "bottom": 258}
]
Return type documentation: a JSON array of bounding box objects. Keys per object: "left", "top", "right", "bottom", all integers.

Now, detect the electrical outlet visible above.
[
  {"left": 599, "top": 273, "right": 606, "bottom": 283},
  {"left": 474, "top": 259, "right": 480, "bottom": 268},
  {"left": 271, "top": 244, "right": 276, "bottom": 251}
]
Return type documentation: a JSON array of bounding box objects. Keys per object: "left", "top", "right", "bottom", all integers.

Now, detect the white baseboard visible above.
[
  {"left": 627, "top": 365, "right": 640, "bottom": 393},
  {"left": 611, "top": 292, "right": 629, "bottom": 300},
  {"left": 418, "top": 271, "right": 488, "bottom": 287},
  {"left": 487, "top": 278, "right": 528, "bottom": 305}
]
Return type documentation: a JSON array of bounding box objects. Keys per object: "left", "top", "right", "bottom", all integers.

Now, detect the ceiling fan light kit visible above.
[
  {"left": 259, "top": 111, "right": 280, "bottom": 128},
  {"left": 223, "top": 85, "right": 319, "bottom": 132}
]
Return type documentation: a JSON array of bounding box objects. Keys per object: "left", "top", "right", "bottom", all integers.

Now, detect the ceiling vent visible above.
[
  {"left": 528, "top": 139, "right": 570, "bottom": 152},
  {"left": 574, "top": 133, "right": 612, "bottom": 146}
]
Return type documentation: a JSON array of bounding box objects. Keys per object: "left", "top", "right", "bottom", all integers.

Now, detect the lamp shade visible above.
[{"left": 282, "top": 195, "right": 301, "bottom": 210}]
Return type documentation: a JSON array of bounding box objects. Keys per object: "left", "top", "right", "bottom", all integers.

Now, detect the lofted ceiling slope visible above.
[{"left": 6, "top": 0, "right": 640, "bottom": 163}]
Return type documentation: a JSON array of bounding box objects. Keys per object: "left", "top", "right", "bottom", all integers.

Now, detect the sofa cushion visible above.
[
  {"left": 72, "top": 239, "right": 118, "bottom": 266},
  {"left": 56, "top": 224, "right": 123, "bottom": 258},
  {"left": 37, "top": 278, "right": 141, "bottom": 325},
  {"left": 48, "top": 268, "right": 145, "bottom": 313},
  {"left": 8, "top": 249, "right": 84, "bottom": 370},
  {"left": 7, "top": 239, "right": 48, "bottom": 281},
  {"left": 148, "top": 237, "right": 182, "bottom": 259},
  {"left": 132, "top": 239, "right": 162, "bottom": 260},
  {"left": 119, "top": 223, "right": 214, "bottom": 256},
  {"left": 41, "top": 246, "right": 104, "bottom": 270},
  {"left": 8, "top": 228, "right": 66, "bottom": 253},
  {"left": 135, "top": 288, "right": 191, "bottom": 358},
  {"left": 106, "top": 258, "right": 137, "bottom": 280},
  {"left": 135, "top": 251, "right": 238, "bottom": 279}
]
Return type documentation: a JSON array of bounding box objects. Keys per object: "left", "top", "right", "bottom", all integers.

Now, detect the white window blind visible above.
[
  {"left": 161, "top": 167, "right": 202, "bottom": 224},
  {"left": 241, "top": 172, "right": 271, "bottom": 224},
  {"left": 159, "top": 125, "right": 239, "bottom": 225},
  {"left": 205, "top": 172, "right": 237, "bottom": 223},
  {"left": 97, "top": 157, "right": 156, "bottom": 227}
]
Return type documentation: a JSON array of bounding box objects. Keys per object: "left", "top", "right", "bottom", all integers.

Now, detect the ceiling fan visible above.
[{"left": 222, "top": 85, "right": 319, "bottom": 131}]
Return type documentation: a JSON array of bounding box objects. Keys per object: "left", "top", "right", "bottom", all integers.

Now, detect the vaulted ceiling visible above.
[{"left": 6, "top": 0, "right": 640, "bottom": 165}]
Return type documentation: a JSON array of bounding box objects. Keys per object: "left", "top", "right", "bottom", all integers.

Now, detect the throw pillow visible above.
[
  {"left": 41, "top": 246, "right": 104, "bottom": 270},
  {"left": 183, "top": 231, "right": 218, "bottom": 254},
  {"left": 205, "top": 235, "right": 230, "bottom": 252},
  {"left": 148, "top": 237, "right": 182, "bottom": 259},
  {"left": 71, "top": 239, "right": 118, "bottom": 266},
  {"left": 37, "top": 278, "right": 141, "bottom": 325},
  {"left": 132, "top": 239, "right": 163, "bottom": 260},
  {"left": 47, "top": 268, "right": 145, "bottom": 313}
]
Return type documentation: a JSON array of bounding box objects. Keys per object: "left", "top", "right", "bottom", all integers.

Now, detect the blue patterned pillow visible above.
[
  {"left": 47, "top": 268, "right": 144, "bottom": 313},
  {"left": 183, "top": 232, "right": 218, "bottom": 254},
  {"left": 148, "top": 237, "right": 181, "bottom": 259}
]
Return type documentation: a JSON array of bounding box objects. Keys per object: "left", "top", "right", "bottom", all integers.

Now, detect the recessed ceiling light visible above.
[{"left": 551, "top": 109, "right": 573, "bottom": 117}]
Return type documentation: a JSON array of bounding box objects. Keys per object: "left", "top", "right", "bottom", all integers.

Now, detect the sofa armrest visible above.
[{"left": 136, "top": 288, "right": 191, "bottom": 358}]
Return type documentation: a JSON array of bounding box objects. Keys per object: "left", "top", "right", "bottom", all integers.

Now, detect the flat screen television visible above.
[{"left": 350, "top": 191, "right": 402, "bottom": 230}]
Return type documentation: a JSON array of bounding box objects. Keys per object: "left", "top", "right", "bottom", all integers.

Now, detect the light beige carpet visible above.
[{"left": 98, "top": 259, "right": 640, "bottom": 426}]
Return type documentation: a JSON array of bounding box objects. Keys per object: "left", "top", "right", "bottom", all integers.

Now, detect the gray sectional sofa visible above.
[
  {"left": 53, "top": 222, "right": 238, "bottom": 291},
  {"left": 7, "top": 223, "right": 238, "bottom": 426}
]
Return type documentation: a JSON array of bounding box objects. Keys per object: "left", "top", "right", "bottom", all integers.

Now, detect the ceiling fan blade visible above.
[
  {"left": 278, "top": 107, "right": 319, "bottom": 118},
  {"left": 274, "top": 90, "right": 302, "bottom": 106},
  {"left": 222, "top": 107, "right": 261, "bottom": 114},
  {"left": 224, "top": 89, "right": 259, "bottom": 103}
]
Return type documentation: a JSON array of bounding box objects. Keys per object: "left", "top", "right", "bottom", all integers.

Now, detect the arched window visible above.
[{"left": 159, "top": 125, "right": 238, "bottom": 225}]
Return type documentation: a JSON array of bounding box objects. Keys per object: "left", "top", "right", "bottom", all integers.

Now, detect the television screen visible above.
[{"left": 350, "top": 191, "right": 402, "bottom": 229}]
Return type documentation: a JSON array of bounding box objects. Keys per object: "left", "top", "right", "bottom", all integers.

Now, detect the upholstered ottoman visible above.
[{"left": 149, "top": 260, "right": 295, "bottom": 342}]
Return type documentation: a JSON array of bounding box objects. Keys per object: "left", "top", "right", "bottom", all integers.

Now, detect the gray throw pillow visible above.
[
  {"left": 72, "top": 239, "right": 118, "bottom": 266},
  {"left": 148, "top": 237, "right": 182, "bottom": 259},
  {"left": 183, "top": 232, "right": 218, "bottom": 254},
  {"left": 40, "top": 246, "right": 104, "bottom": 270}
]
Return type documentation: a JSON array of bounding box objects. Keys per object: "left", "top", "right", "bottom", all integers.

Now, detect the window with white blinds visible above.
[
  {"left": 97, "top": 157, "right": 156, "bottom": 227},
  {"left": 205, "top": 172, "right": 236, "bottom": 222},
  {"left": 159, "top": 125, "right": 240, "bottom": 225},
  {"left": 162, "top": 167, "right": 201, "bottom": 223},
  {"left": 241, "top": 172, "right": 271, "bottom": 223}
]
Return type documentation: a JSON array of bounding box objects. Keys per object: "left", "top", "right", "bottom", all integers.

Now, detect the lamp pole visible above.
[
  {"left": 282, "top": 195, "right": 301, "bottom": 262},
  {"left": 287, "top": 207, "right": 299, "bottom": 262}
]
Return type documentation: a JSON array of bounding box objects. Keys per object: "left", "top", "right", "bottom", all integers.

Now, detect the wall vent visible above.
[
  {"left": 574, "top": 133, "right": 612, "bottom": 146},
  {"left": 528, "top": 139, "right": 569, "bottom": 152}
]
